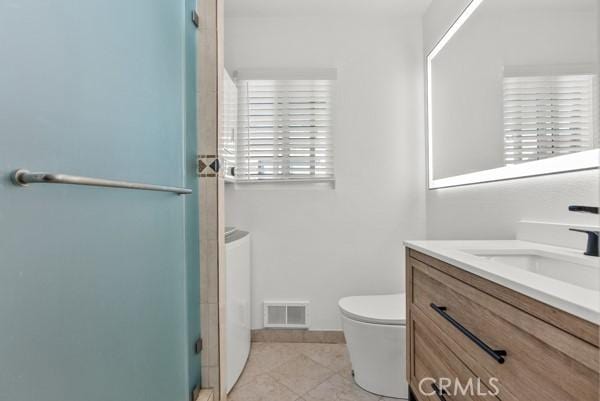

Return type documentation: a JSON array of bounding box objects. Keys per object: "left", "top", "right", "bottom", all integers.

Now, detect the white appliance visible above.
[
  {"left": 225, "top": 229, "right": 251, "bottom": 393},
  {"left": 339, "top": 293, "right": 408, "bottom": 399}
]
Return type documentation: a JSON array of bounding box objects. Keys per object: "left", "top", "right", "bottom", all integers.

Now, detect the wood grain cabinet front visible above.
[
  {"left": 406, "top": 248, "right": 600, "bottom": 401},
  {"left": 410, "top": 306, "right": 500, "bottom": 401}
]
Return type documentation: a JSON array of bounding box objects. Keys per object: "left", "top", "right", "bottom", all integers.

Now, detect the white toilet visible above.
[{"left": 339, "top": 293, "right": 408, "bottom": 399}]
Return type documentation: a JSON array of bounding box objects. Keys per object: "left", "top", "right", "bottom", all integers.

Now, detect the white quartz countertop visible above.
[{"left": 404, "top": 240, "right": 600, "bottom": 325}]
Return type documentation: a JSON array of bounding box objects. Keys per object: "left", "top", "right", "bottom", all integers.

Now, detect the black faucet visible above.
[{"left": 568, "top": 205, "right": 599, "bottom": 257}]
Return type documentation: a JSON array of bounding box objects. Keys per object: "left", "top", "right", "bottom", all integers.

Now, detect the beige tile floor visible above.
[{"left": 228, "top": 342, "right": 398, "bottom": 401}]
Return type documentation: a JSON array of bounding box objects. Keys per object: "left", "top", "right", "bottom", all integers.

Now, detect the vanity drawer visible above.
[
  {"left": 409, "top": 257, "right": 599, "bottom": 401},
  {"left": 410, "top": 307, "right": 500, "bottom": 401}
]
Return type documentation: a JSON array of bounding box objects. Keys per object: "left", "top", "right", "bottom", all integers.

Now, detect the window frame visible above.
[{"left": 225, "top": 69, "right": 337, "bottom": 184}]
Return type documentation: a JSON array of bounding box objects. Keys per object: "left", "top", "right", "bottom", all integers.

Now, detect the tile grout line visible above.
[
  {"left": 264, "top": 356, "right": 335, "bottom": 398},
  {"left": 231, "top": 342, "right": 376, "bottom": 401},
  {"left": 262, "top": 347, "right": 345, "bottom": 399},
  {"left": 262, "top": 372, "right": 308, "bottom": 399}
]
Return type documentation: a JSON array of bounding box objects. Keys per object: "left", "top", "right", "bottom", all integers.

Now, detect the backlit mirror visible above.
[{"left": 428, "top": 0, "right": 599, "bottom": 188}]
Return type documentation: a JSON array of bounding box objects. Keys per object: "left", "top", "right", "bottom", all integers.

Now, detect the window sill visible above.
[{"left": 225, "top": 178, "right": 335, "bottom": 190}]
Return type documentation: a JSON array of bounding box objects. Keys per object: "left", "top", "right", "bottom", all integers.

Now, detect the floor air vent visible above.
[{"left": 263, "top": 301, "right": 310, "bottom": 328}]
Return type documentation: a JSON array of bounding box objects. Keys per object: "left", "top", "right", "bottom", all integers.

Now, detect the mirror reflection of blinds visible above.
[
  {"left": 503, "top": 74, "right": 597, "bottom": 165},
  {"left": 235, "top": 79, "right": 334, "bottom": 182}
]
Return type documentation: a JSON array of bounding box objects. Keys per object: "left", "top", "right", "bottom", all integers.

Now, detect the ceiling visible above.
[{"left": 224, "top": 0, "right": 434, "bottom": 18}]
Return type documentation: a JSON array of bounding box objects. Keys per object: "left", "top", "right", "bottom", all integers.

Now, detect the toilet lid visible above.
[{"left": 338, "top": 294, "right": 406, "bottom": 325}]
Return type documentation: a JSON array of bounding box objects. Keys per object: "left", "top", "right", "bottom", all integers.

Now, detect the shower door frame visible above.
[{"left": 196, "top": 0, "right": 227, "bottom": 400}]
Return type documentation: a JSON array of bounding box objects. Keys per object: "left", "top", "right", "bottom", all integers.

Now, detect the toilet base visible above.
[{"left": 341, "top": 315, "right": 408, "bottom": 399}]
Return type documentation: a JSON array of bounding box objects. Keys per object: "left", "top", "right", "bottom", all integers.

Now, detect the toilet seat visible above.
[{"left": 338, "top": 294, "right": 405, "bottom": 326}]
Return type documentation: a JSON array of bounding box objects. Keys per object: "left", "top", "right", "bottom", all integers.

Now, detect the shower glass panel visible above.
[{"left": 0, "top": 0, "right": 200, "bottom": 400}]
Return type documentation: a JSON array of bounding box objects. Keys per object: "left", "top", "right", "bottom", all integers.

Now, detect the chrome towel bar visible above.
[{"left": 10, "top": 169, "right": 192, "bottom": 195}]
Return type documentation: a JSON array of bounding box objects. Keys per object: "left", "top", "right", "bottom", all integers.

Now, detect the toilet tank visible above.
[{"left": 225, "top": 229, "right": 251, "bottom": 393}]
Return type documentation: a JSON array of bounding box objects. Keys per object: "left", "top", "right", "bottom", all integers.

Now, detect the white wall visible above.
[
  {"left": 224, "top": 15, "right": 426, "bottom": 330},
  {"left": 424, "top": 0, "right": 600, "bottom": 241}
]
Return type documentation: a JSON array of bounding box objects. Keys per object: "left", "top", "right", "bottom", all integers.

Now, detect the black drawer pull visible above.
[
  {"left": 430, "top": 303, "right": 507, "bottom": 364},
  {"left": 431, "top": 383, "right": 447, "bottom": 401}
]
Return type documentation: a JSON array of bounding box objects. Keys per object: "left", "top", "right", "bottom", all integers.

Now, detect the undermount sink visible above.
[{"left": 465, "top": 250, "right": 600, "bottom": 292}]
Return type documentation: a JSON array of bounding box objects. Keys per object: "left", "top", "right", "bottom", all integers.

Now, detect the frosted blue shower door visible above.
[{"left": 0, "top": 1, "right": 200, "bottom": 401}]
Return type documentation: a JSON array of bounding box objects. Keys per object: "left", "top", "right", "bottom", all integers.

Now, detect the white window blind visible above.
[
  {"left": 223, "top": 70, "right": 238, "bottom": 178},
  {"left": 234, "top": 79, "right": 334, "bottom": 182},
  {"left": 503, "top": 74, "right": 598, "bottom": 165}
]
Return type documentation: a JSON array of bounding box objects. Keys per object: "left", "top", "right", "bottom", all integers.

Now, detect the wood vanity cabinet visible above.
[{"left": 405, "top": 248, "right": 600, "bottom": 401}]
